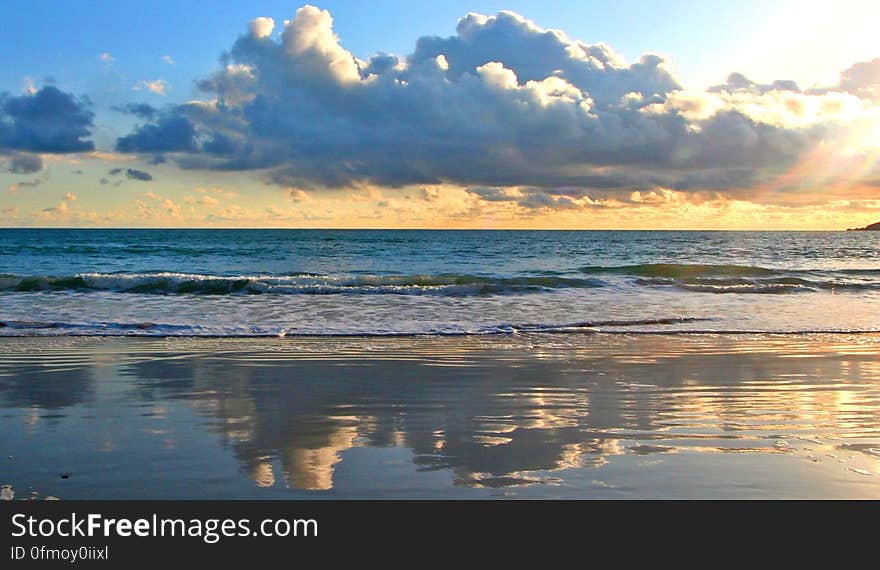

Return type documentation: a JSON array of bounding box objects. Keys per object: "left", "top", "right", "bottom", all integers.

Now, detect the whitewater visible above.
[{"left": 2, "top": 229, "right": 880, "bottom": 336}]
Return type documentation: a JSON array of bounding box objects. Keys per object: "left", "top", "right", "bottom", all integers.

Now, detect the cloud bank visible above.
[{"left": 107, "top": 5, "right": 879, "bottom": 205}]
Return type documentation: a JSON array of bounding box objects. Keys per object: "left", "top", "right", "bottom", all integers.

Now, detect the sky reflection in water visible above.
[{"left": 2, "top": 334, "right": 880, "bottom": 499}]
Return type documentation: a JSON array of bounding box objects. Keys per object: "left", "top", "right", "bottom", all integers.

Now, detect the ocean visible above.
[
  {"left": 2, "top": 228, "right": 880, "bottom": 336},
  {"left": 4, "top": 228, "right": 880, "bottom": 499}
]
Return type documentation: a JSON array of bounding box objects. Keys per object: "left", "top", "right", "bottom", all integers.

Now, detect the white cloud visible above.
[
  {"left": 113, "top": 6, "right": 880, "bottom": 202},
  {"left": 134, "top": 79, "right": 168, "bottom": 96},
  {"left": 248, "top": 16, "right": 275, "bottom": 39}
]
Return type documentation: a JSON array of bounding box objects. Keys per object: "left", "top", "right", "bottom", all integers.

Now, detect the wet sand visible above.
[{"left": 2, "top": 333, "right": 880, "bottom": 499}]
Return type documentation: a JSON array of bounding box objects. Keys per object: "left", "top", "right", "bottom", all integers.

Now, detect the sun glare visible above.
[{"left": 866, "top": 119, "right": 880, "bottom": 149}]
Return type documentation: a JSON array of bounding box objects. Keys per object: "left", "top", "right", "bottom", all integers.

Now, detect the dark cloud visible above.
[
  {"left": 112, "top": 102, "right": 158, "bottom": 120},
  {"left": 107, "top": 167, "right": 154, "bottom": 181},
  {"left": 7, "top": 152, "right": 43, "bottom": 174},
  {"left": 0, "top": 86, "right": 94, "bottom": 152},
  {"left": 125, "top": 168, "right": 153, "bottom": 181},
  {"left": 116, "top": 113, "right": 197, "bottom": 153},
  {"left": 112, "top": 6, "right": 867, "bottom": 197}
]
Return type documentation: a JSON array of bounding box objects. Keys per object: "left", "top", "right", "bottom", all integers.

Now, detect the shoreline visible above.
[{"left": 4, "top": 329, "right": 880, "bottom": 338}]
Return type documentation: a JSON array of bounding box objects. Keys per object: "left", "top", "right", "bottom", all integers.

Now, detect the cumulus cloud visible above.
[
  {"left": 7, "top": 152, "right": 43, "bottom": 174},
  {"left": 0, "top": 86, "right": 94, "bottom": 153},
  {"left": 112, "top": 5, "right": 880, "bottom": 202},
  {"left": 134, "top": 79, "right": 168, "bottom": 96},
  {"left": 249, "top": 17, "right": 275, "bottom": 39}
]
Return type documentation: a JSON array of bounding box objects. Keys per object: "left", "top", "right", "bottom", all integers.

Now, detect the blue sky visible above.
[
  {"left": 1, "top": 1, "right": 879, "bottom": 228},
  {"left": 6, "top": 1, "right": 875, "bottom": 97}
]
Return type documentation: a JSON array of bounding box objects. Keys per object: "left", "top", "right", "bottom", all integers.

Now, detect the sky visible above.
[{"left": 1, "top": 0, "right": 879, "bottom": 229}]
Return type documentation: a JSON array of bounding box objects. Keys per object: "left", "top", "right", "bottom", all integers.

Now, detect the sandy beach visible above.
[{"left": 2, "top": 333, "right": 880, "bottom": 499}]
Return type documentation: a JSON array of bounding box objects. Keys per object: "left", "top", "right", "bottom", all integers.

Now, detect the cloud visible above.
[
  {"left": 162, "top": 55, "right": 175, "bottom": 65},
  {"left": 125, "top": 168, "right": 153, "bottom": 181},
  {"left": 0, "top": 86, "right": 94, "bottom": 153},
  {"left": 249, "top": 17, "right": 275, "bottom": 39},
  {"left": 112, "top": 102, "right": 157, "bottom": 120},
  {"left": 134, "top": 79, "right": 168, "bottom": 96},
  {"left": 836, "top": 57, "right": 880, "bottom": 101},
  {"left": 137, "top": 191, "right": 181, "bottom": 218},
  {"left": 42, "top": 204, "right": 66, "bottom": 214},
  {"left": 7, "top": 152, "right": 43, "bottom": 174},
  {"left": 289, "top": 188, "right": 311, "bottom": 202},
  {"left": 709, "top": 73, "right": 800, "bottom": 95},
  {"left": 517, "top": 192, "right": 581, "bottom": 210},
  {"left": 467, "top": 187, "right": 519, "bottom": 202},
  {"left": 108, "top": 167, "right": 154, "bottom": 181},
  {"left": 112, "top": 5, "right": 880, "bottom": 202},
  {"left": 7, "top": 178, "right": 41, "bottom": 194},
  {"left": 116, "top": 111, "right": 196, "bottom": 153},
  {"left": 99, "top": 52, "right": 114, "bottom": 64}
]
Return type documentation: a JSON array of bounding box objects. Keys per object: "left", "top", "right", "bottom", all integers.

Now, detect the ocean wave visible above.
[
  {"left": 2, "top": 318, "right": 878, "bottom": 337},
  {"left": 3, "top": 264, "right": 879, "bottom": 296},
  {"left": 634, "top": 276, "right": 880, "bottom": 294},
  {"left": 579, "top": 263, "right": 781, "bottom": 278},
  {"left": 0, "top": 272, "right": 607, "bottom": 296},
  {"left": 0, "top": 317, "right": 713, "bottom": 336},
  {"left": 581, "top": 264, "right": 880, "bottom": 294}
]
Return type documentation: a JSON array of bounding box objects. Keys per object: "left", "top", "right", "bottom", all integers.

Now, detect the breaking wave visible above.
[
  {"left": 2, "top": 264, "right": 879, "bottom": 297},
  {"left": 0, "top": 272, "right": 607, "bottom": 296},
  {"left": 0, "top": 317, "right": 714, "bottom": 337},
  {"left": 581, "top": 264, "right": 880, "bottom": 294}
]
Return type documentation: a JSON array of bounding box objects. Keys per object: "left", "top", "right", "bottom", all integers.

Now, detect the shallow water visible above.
[
  {"left": 2, "top": 334, "right": 880, "bottom": 499},
  {"left": 3, "top": 229, "right": 880, "bottom": 336}
]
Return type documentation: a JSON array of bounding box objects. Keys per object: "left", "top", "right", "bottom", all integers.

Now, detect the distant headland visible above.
[{"left": 847, "top": 222, "right": 880, "bottom": 231}]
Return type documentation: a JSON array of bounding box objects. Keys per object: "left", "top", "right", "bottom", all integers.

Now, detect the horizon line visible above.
[{"left": 0, "top": 226, "right": 859, "bottom": 232}]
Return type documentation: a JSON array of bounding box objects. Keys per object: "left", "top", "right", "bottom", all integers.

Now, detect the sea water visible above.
[{"left": 2, "top": 228, "right": 880, "bottom": 336}]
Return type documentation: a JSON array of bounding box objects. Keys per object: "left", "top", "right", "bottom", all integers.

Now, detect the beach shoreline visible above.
[{"left": 2, "top": 333, "right": 880, "bottom": 499}]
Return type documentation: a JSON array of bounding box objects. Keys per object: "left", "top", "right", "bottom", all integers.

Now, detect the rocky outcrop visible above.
[{"left": 847, "top": 222, "right": 880, "bottom": 231}]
